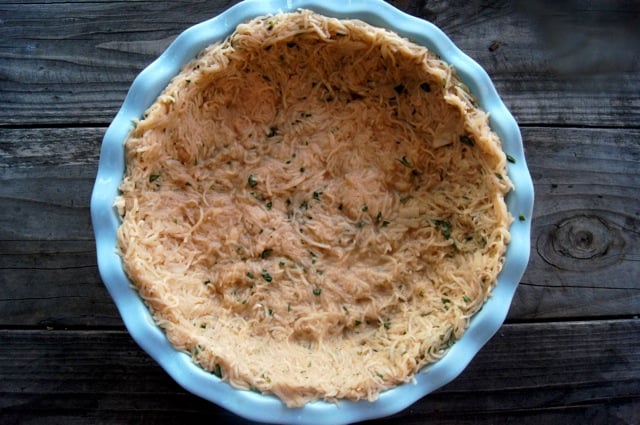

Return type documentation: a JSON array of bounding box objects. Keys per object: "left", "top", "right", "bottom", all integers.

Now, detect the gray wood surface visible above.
[
  {"left": 1, "top": 0, "right": 639, "bottom": 423},
  {"left": 1, "top": 320, "right": 638, "bottom": 424},
  {"left": 1, "top": 0, "right": 638, "bottom": 126}
]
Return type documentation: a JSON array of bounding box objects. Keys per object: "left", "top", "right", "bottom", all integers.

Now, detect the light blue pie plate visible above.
[{"left": 90, "top": 0, "right": 534, "bottom": 423}]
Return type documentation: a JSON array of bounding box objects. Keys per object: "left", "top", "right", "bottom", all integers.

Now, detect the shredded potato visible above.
[{"left": 116, "top": 10, "right": 512, "bottom": 407}]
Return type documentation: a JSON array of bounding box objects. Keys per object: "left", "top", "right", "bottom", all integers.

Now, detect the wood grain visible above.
[
  {"left": 1, "top": 0, "right": 638, "bottom": 127},
  {"left": 512, "top": 127, "right": 640, "bottom": 319},
  {"left": 1, "top": 320, "right": 638, "bottom": 424}
]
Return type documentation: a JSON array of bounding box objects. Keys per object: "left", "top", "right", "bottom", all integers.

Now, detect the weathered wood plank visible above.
[
  {"left": 0, "top": 127, "right": 99, "bottom": 241},
  {"left": 0, "top": 240, "right": 120, "bottom": 328},
  {"left": 1, "top": 126, "right": 638, "bottom": 326},
  {"left": 0, "top": 320, "right": 638, "bottom": 424},
  {"left": 0, "top": 127, "right": 121, "bottom": 327},
  {"left": 0, "top": 0, "right": 638, "bottom": 127},
  {"left": 0, "top": 0, "right": 238, "bottom": 125},
  {"left": 512, "top": 127, "right": 640, "bottom": 319}
]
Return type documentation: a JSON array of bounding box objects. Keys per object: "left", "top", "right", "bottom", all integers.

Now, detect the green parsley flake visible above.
[
  {"left": 434, "top": 219, "right": 452, "bottom": 239},
  {"left": 459, "top": 135, "right": 474, "bottom": 147},
  {"left": 397, "top": 156, "right": 412, "bottom": 168},
  {"left": 213, "top": 363, "right": 222, "bottom": 378}
]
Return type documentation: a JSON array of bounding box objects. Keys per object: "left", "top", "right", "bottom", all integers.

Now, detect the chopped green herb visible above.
[
  {"left": 354, "top": 320, "right": 362, "bottom": 326},
  {"left": 299, "top": 199, "right": 309, "bottom": 210},
  {"left": 266, "top": 201, "right": 272, "bottom": 210},
  {"left": 248, "top": 175, "right": 258, "bottom": 188},
  {"left": 463, "top": 295, "right": 471, "bottom": 303},
  {"left": 267, "top": 126, "right": 277, "bottom": 137},
  {"left": 383, "top": 320, "right": 391, "bottom": 330},
  {"left": 376, "top": 211, "right": 382, "bottom": 222},
  {"left": 313, "top": 288, "right": 322, "bottom": 296},
  {"left": 268, "top": 308, "right": 273, "bottom": 315},
  {"left": 361, "top": 204, "right": 368, "bottom": 212},
  {"left": 313, "top": 191, "right": 322, "bottom": 201},
  {"left": 459, "top": 135, "right": 475, "bottom": 147},
  {"left": 200, "top": 323, "right": 206, "bottom": 329},
  {"left": 495, "top": 173, "right": 503, "bottom": 180},
  {"left": 203, "top": 279, "right": 211, "bottom": 285},
  {"left": 250, "top": 191, "right": 264, "bottom": 201},
  {"left": 149, "top": 174, "right": 161, "bottom": 183},
  {"left": 519, "top": 213, "right": 526, "bottom": 222},
  {"left": 247, "top": 272, "right": 254, "bottom": 279},
  {"left": 397, "top": 156, "right": 412, "bottom": 168},
  {"left": 261, "top": 270, "right": 272, "bottom": 282},
  {"left": 261, "top": 248, "right": 273, "bottom": 259},
  {"left": 213, "top": 363, "right": 222, "bottom": 378},
  {"left": 434, "top": 219, "right": 452, "bottom": 239},
  {"left": 382, "top": 220, "right": 390, "bottom": 227},
  {"left": 393, "top": 84, "right": 405, "bottom": 94},
  {"left": 506, "top": 154, "right": 516, "bottom": 163}
]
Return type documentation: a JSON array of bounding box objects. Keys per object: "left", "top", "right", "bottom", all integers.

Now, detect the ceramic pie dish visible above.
[{"left": 90, "top": 1, "right": 534, "bottom": 423}]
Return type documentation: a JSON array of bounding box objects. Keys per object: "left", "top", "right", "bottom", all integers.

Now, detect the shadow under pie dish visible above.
[{"left": 91, "top": 1, "right": 534, "bottom": 424}]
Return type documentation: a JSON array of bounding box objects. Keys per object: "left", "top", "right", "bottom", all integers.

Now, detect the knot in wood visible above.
[
  {"left": 553, "top": 215, "right": 613, "bottom": 259},
  {"left": 538, "top": 214, "right": 625, "bottom": 271}
]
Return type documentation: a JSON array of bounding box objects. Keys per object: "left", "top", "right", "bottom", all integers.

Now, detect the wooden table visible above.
[{"left": 1, "top": 1, "right": 639, "bottom": 423}]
